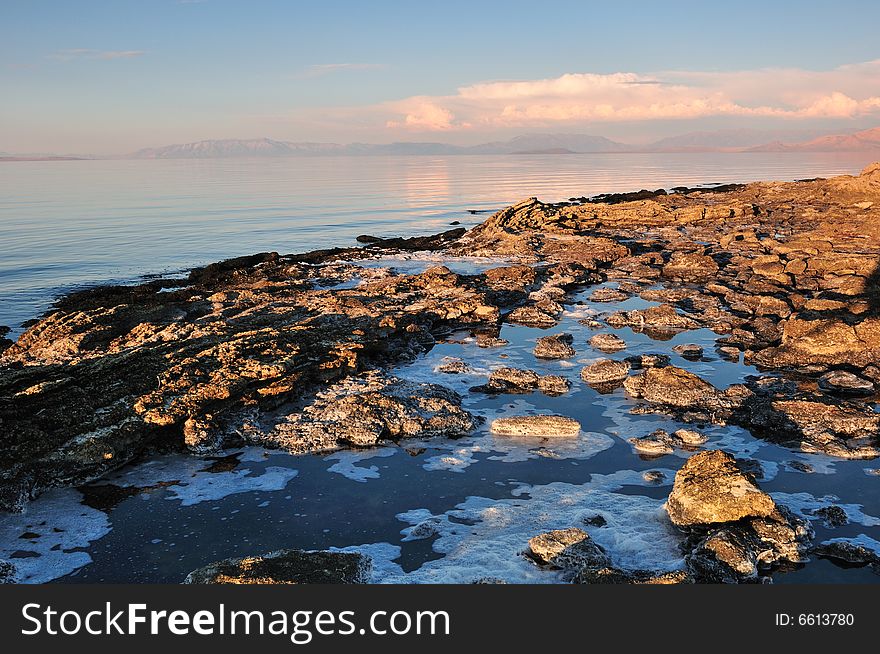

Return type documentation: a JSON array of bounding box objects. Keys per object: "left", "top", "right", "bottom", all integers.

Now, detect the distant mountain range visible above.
[
  {"left": 5, "top": 127, "right": 879, "bottom": 160},
  {"left": 747, "top": 127, "right": 880, "bottom": 152}
]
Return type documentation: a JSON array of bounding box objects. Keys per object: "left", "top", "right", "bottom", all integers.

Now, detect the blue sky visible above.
[{"left": 2, "top": 0, "right": 880, "bottom": 153}]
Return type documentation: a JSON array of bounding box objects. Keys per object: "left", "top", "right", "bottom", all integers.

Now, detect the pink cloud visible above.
[{"left": 376, "top": 61, "right": 880, "bottom": 132}]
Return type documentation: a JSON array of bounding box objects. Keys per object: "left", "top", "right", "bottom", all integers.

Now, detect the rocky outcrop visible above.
[
  {"left": 471, "top": 367, "right": 570, "bottom": 396},
  {"left": 666, "top": 451, "right": 813, "bottom": 582},
  {"left": 266, "top": 371, "right": 479, "bottom": 452},
  {"left": 183, "top": 549, "right": 372, "bottom": 584}
]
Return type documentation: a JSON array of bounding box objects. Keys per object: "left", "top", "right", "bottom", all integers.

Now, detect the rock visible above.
[
  {"left": 475, "top": 333, "right": 508, "bottom": 348},
  {"left": 527, "top": 528, "right": 611, "bottom": 571},
  {"left": 536, "top": 375, "right": 571, "bottom": 396},
  {"left": 533, "top": 333, "right": 576, "bottom": 359},
  {"left": 0, "top": 560, "right": 15, "bottom": 584},
  {"left": 673, "top": 344, "right": 703, "bottom": 359},
  {"left": 589, "top": 287, "right": 629, "bottom": 303},
  {"left": 268, "top": 372, "right": 479, "bottom": 452},
  {"left": 818, "top": 370, "right": 874, "bottom": 396},
  {"left": 673, "top": 429, "right": 708, "bottom": 446},
  {"left": 642, "top": 470, "right": 666, "bottom": 484},
  {"left": 589, "top": 333, "right": 627, "bottom": 352},
  {"left": 606, "top": 304, "right": 700, "bottom": 334},
  {"left": 717, "top": 346, "right": 741, "bottom": 361},
  {"left": 623, "top": 366, "right": 731, "bottom": 412},
  {"left": 629, "top": 430, "right": 676, "bottom": 456},
  {"left": 666, "top": 450, "right": 776, "bottom": 526},
  {"left": 750, "top": 317, "right": 880, "bottom": 370},
  {"left": 437, "top": 357, "right": 471, "bottom": 374},
  {"left": 685, "top": 507, "right": 813, "bottom": 583},
  {"left": 813, "top": 540, "right": 880, "bottom": 567},
  {"left": 624, "top": 353, "right": 670, "bottom": 369},
  {"left": 490, "top": 415, "right": 581, "bottom": 437},
  {"left": 472, "top": 367, "right": 568, "bottom": 396},
  {"left": 575, "top": 567, "right": 691, "bottom": 584},
  {"left": 506, "top": 302, "right": 560, "bottom": 328},
  {"left": 813, "top": 505, "right": 849, "bottom": 528},
  {"left": 183, "top": 549, "right": 372, "bottom": 584},
  {"left": 662, "top": 252, "right": 719, "bottom": 283},
  {"left": 580, "top": 359, "right": 630, "bottom": 385}
]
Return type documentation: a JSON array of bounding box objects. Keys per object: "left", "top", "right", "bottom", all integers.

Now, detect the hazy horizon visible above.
[{"left": 3, "top": 1, "right": 880, "bottom": 154}]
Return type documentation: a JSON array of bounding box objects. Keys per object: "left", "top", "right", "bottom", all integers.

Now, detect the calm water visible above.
[
  {"left": 2, "top": 152, "right": 880, "bottom": 584},
  {"left": 1, "top": 152, "right": 877, "bottom": 333}
]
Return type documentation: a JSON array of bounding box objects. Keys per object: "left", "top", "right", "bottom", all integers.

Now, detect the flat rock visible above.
[
  {"left": 527, "top": 528, "right": 611, "bottom": 570},
  {"left": 589, "top": 333, "right": 627, "bottom": 352},
  {"left": 672, "top": 344, "right": 703, "bottom": 359},
  {"left": 581, "top": 359, "right": 630, "bottom": 385},
  {"left": 490, "top": 415, "right": 581, "bottom": 437}
]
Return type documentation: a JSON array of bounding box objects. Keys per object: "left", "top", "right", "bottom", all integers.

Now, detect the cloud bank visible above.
[{"left": 377, "top": 60, "right": 880, "bottom": 132}]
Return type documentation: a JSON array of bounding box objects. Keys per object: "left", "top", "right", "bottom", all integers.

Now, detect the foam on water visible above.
[
  {"left": 325, "top": 448, "right": 397, "bottom": 482},
  {"left": 342, "top": 469, "right": 683, "bottom": 584},
  {"left": 0, "top": 489, "right": 111, "bottom": 583}
]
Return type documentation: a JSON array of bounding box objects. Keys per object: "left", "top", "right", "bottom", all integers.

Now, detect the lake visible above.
[{"left": 1, "top": 152, "right": 878, "bottom": 333}]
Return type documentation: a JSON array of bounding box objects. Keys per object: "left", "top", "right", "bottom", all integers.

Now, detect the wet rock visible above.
[
  {"left": 642, "top": 470, "right": 666, "bottom": 484},
  {"left": 750, "top": 317, "right": 880, "bottom": 370},
  {"left": 533, "top": 333, "right": 576, "bottom": 359},
  {"left": 183, "top": 549, "right": 372, "bottom": 584},
  {"left": 624, "top": 353, "right": 670, "bottom": 369},
  {"left": 527, "top": 528, "right": 611, "bottom": 571},
  {"left": 623, "top": 366, "right": 734, "bottom": 413},
  {"left": 580, "top": 359, "right": 630, "bottom": 385},
  {"left": 717, "top": 346, "right": 741, "bottom": 361},
  {"left": 666, "top": 450, "right": 776, "bottom": 526},
  {"left": 813, "top": 505, "right": 849, "bottom": 528},
  {"left": 606, "top": 304, "right": 700, "bottom": 333},
  {"left": 475, "top": 333, "right": 508, "bottom": 348},
  {"left": 739, "top": 396, "right": 880, "bottom": 459},
  {"left": 589, "top": 287, "right": 629, "bottom": 303},
  {"left": 589, "top": 333, "right": 627, "bottom": 352},
  {"left": 267, "top": 372, "right": 479, "bottom": 452},
  {"left": 629, "top": 430, "right": 676, "bottom": 456},
  {"left": 817, "top": 370, "right": 874, "bottom": 396},
  {"left": 673, "top": 344, "right": 703, "bottom": 359},
  {"left": 574, "top": 567, "right": 691, "bottom": 585},
  {"left": 673, "top": 428, "right": 708, "bottom": 446},
  {"left": 536, "top": 375, "right": 571, "bottom": 396},
  {"left": 437, "top": 357, "right": 471, "bottom": 374},
  {"left": 685, "top": 507, "right": 812, "bottom": 583},
  {"left": 0, "top": 327, "right": 12, "bottom": 355},
  {"left": 490, "top": 415, "right": 581, "bottom": 437},
  {"left": 812, "top": 540, "right": 880, "bottom": 568},
  {"left": 472, "top": 367, "right": 568, "bottom": 396},
  {"left": 506, "top": 303, "right": 560, "bottom": 328}
]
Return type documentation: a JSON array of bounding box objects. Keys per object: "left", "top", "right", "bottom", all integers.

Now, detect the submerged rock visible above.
[
  {"left": 490, "top": 415, "right": 581, "bottom": 437},
  {"left": 183, "top": 549, "right": 372, "bottom": 584}
]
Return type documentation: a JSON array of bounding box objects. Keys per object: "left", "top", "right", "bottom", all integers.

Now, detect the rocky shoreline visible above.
[{"left": 2, "top": 163, "right": 879, "bottom": 583}]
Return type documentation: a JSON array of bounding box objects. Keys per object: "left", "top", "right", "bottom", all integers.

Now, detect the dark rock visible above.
[{"left": 183, "top": 549, "right": 372, "bottom": 584}]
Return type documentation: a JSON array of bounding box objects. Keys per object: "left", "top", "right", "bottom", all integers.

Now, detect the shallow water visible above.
[
  {"left": 3, "top": 281, "right": 878, "bottom": 584},
  {"left": 2, "top": 152, "right": 878, "bottom": 333}
]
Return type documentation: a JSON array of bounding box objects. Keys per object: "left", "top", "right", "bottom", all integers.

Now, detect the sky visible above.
[{"left": 2, "top": 0, "right": 880, "bottom": 154}]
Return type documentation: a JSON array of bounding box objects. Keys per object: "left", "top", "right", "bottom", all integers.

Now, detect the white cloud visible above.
[{"left": 374, "top": 60, "right": 880, "bottom": 132}]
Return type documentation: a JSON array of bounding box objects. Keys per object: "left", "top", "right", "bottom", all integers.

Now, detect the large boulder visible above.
[{"left": 666, "top": 450, "right": 776, "bottom": 526}]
